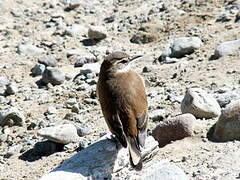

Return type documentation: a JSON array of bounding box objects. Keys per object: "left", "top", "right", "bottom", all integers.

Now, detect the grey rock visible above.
[
  {"left": 0, "top": 107, "right": 25, "bottom": 127},
  {"left": 5, "top": 84, "right": 18, "bottom": 95},
  {"left": 65, "top": 98, "right": 78, "bottom": 108},
  {"left": 42, "top": 67, "right": 65, "bottom": 85},
  {"left": 181, "top": 88, "right": 221, "bottom": 119},
  {"left": 74, "top": 54, "right": 97, "bottom": 67},
  {"left": 64, "top": 113, "right": 83, "bottom": 123},
  {"left": 76, "top": 125, "right": 92, "bottom": 137},
  {"left": 130, "top": 33, "right": 156, "bottom": 44},
  {"left": 31, "top": 64, "right": 46, "bottom": 76},
  {"left": 0, "top": 76, "right": 9, "bottom": 87},
  {"left": 0, "top": 88, "right": 5, "bottom": 96},
  {"left": 37, "top": 123, "right": 79, "bottom": 144},
  {"left": 39, "top": 56, "right": 57, "bottom": 67},
  {"left": 5, "top": 144, "right": 23, "bottom": 158},
  {"left": 65, "top": 24, "right": 87, "bottom": 37},
  {"left": 17, "top": 44, "right": 44, "bottom": 56},
  {"left": 64, "top": 0, "right": 81, "bottom": 10},
  {"left": 88, "top": 26, "right": 107, "bottom": 40},
  {"left": 46, "top": 106, "right": 57, "bottom": 115},
  {"left": 216, "top": 12, "right": 232, "bottom": 22},
  {"left": 213, "top": 100, "right": 240, "bottom": 141},
  {"left": 152, "top": 113, "right": 195, "bottom": 146},
  {"left": 214, "top": 39, "right": 240, "bottom": 58},
  {"left": 40, "top": 136, "right": 158, "bottom": 180},
  {"left": 129, "top": 161, "right": 188, "bottom": 180},
  {"left": 214, "top": 91, "right": 239, "bottom": 107},
  {"left": 160, "top": 37, "right": 203, "bottom": 60}
]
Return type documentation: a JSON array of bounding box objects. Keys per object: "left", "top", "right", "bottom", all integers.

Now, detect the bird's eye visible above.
[{"left": 119, "top": 60, "right": 128, "bottom": 64}]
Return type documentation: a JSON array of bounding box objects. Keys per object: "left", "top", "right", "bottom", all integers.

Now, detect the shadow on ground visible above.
[{"left": 19, "top": 140, "right": 64, "bottom": 162}]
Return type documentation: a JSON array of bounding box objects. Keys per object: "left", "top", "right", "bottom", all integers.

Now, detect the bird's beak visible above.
[{"left": 129, "top": 55, "right": 142, "bottom": 62}]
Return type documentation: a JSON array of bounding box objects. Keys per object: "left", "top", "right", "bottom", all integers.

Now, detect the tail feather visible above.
[{"left": 127, "top": 136, "right": 142, "bottom": 171}]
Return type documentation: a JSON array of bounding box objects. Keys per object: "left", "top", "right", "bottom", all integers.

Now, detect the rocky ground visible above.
[{"left": 0, "top": 0, "right": 240, "bottom": 179}]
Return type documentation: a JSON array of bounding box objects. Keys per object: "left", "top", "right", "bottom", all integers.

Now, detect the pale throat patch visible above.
[{"left": 116, "top": 64, "right": 131, "bottom": 73}]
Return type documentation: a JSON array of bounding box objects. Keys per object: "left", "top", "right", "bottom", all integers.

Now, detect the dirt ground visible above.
[{"left": 0, "top": 0, "right": 240, "bottom": 179}]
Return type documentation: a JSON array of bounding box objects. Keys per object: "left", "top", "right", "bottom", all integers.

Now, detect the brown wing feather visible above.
[{"left": 97, "top": 70, "right": 148, "bottom": 146}]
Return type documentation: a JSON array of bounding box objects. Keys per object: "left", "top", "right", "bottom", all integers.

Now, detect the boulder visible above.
[
  {"left": 213, "top": 100, "right": 240, "bottom": 141},
  {"left": 37, "top": 124, "right": 79, "bottom": 144},
  {"left": 152, "top": 113, "right": 195, "bottom": 146},
  {"left": 181, "top": 88, "right": 221, "bottom": 119}
]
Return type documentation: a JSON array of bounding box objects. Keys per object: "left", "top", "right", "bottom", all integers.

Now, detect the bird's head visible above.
[{"left": 100, "top": 51, "right": 141, "bottom": 74}]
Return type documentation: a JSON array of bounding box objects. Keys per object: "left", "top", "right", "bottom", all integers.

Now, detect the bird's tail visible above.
[{"left": 127, "top": 135, "right": 142, "bottom": 171}]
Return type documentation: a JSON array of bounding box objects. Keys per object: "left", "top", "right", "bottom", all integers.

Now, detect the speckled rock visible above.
[
  {"left": 181, "top": 88, "right": 221, "bottom": 119},
  {"left": 152, "top": 113, "right": 195, "bottom": 146}
]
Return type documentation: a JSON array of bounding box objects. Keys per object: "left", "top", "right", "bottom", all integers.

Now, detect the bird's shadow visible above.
[
  {"left": 19, "top": 141, "right": 64, "bottom": 162},
  {"left": 40, "top": 138, "right": 120, "bottom": 180}
]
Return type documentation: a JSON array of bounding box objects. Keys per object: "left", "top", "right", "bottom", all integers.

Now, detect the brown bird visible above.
[{"left": 97, "top": 51, "right": 148, "bottom": 170}]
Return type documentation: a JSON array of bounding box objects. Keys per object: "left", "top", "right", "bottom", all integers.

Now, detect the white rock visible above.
[
  {"left": 17, "top": 44, "right": 45, "bottom": 56},
  {"left": 80, "top": 63, "right": 100, "bottom": 75},
  {"left": 40, "top": 136, "right": 158, "bottom": 180},
  {"left": 65, "top": 24, "right": 87, "bottom": 37},
  {"left": 129, "top": 160, "right": 188, "bottom": 180},
  {"left": 37, "top": 124, "right": 79, "bottom": 144},
  {"left": 181, "top": 88, "right": 221, "bottom": 119},
  {"left": 214, "top": 39, "right": 240, "bottom": 58},
  {"left": 0, "top": 76, "right": 9, "bottom": 87},
  {"left": 160, "top": 37, "right": 203, "bottom": 60},
  {"left": 88, "top": 26, "right": 107, "bottom": 40}
]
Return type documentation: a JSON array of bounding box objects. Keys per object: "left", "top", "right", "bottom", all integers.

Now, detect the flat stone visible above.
[
  {"left": 214, "top": 39, "right": 240, "bottom": 58},
  {"left": 17, "top": 44, "right": 45, "bottom": 56},
  {"left": 213, "top": 100, "right": 240, "bottom": 141},
  {"left": 40, "top": 136, "right": 158, "bottom": 180},
  {"left": 152, "top": 113, "right": 195, "bottom": 146},
  {"left": 181, "top": 88, "right": 221, "bottom": 119},
  {"left": 42, "top": 67, "right": 65, "bottom": 85},
  {"left": 79, "top": 63, "right": 100, "bottom": 75},
  {"left": 37, "top": 123, "right": 79, "bottom": 144},
  {"left": 39, "top": 56, "right": 57, "bottom": 67}
]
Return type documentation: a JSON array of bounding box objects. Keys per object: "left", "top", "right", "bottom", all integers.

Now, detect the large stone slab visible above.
[{"left": 40, "top": 136, "right": 159, "bottom": 180}]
